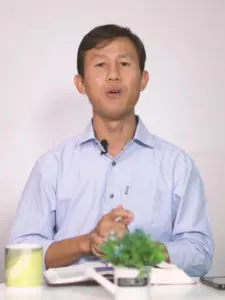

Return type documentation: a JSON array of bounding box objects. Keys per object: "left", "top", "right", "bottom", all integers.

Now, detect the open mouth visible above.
[{"left": 105, "top": 88, "right": 122, "bottom": 98}]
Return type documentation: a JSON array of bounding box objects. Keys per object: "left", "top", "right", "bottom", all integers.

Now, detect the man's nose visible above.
[{"left": 106, "top": 64, "right": 120, "bottom": 81}]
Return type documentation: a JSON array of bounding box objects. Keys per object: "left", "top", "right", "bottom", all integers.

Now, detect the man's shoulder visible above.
[
  {"left": 151, "top": 134, "right": 195, "bottom": 171},
  {"left": 35, "top": 134, "right": 82, "bottom": 168},
  {"left": 152, "top": 134, "right": 187, "bottom": 157}
]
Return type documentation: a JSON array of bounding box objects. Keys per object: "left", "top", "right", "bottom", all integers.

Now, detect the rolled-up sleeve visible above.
[
  {"left": 9, "top": 155, "right": 57, "bottom": 269},
  {"left": 164, "top": 153, "right": 214, "bottom": 277}
]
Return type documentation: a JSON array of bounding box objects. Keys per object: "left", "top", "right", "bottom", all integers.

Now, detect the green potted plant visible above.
[
  {"left": 100, "top": 229, "right": 167, "bottom": 278},
  {"left": 86, "top": 229, "right": 167, "bottom": 300}
]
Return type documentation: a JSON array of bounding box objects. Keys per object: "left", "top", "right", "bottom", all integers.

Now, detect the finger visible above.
[
  {"left": 106, "top": 208, "right": 134, "bottom": 221},
  {"left": 117, "top": 216, "right": 133, "bottom": 225},
  {"left": 115, "top": 204, "right": 123, "bottom": 209},
  {"left": 90, "top": 232, "right": 105, "bottom": 257},
  {"left": 91, "top": 232, "right": 104, "bottom": 245},
  {"left": 113, "top": 221, "right": 128, "bottom": 230},
  {"left": 114, "top": 205, "right": 127, "bottom": 222},
  {"left": 103, "top": 222, "right": 128, "bottom": 238},
  {"left": 92, "top": 245, "right": 104, "bottom": 258}
]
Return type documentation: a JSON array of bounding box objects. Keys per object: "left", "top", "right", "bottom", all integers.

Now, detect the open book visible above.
[{"left": 43, "top": 261, "right": 198, "bottom": 286}]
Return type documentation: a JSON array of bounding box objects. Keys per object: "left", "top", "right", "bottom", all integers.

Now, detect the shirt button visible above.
[
  {"left": 112, "top": 161, "right": 116, "bottom": 166},
  {"left": 109, "top": 194, "right": 114, "bottom": 198}
]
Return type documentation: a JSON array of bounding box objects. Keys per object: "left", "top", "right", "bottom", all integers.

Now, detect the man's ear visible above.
[
  {"left": 140, "top": 71, "right": 149, "bottom": 91},
  {"left": 74, "top": 75, "right": 86, "bottom": 94}
]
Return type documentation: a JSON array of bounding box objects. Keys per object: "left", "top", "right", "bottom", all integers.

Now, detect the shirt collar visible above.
[
  {"left": 76, "top": 116, "right": 154, "bottom": 148},
  {"left": 76, "top": 121, "right": 96, "bottom": 145},
  {"left": 133, "top": 117, "right": 154, "bottom": 148}
]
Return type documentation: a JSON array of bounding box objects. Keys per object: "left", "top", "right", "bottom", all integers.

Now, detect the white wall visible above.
[{"left": 0, "top": 0, "right": 225, "bottom": 281}]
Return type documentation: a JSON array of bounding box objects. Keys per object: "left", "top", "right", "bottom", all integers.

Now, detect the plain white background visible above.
[{"left": 0, "top": 0, "right": 225, "bottom": 281}]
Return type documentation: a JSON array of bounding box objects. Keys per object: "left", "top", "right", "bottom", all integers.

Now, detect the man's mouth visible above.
[{"left": 105, "top": 88, "right": 122, "bottom": 98}]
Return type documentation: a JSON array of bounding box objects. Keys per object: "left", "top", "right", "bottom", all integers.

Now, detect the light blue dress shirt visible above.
[{"left": 9, "top": 117, "right": 213, "bottom": 276}]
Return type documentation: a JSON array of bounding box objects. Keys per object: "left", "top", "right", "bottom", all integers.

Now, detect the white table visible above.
[{"left": 0, "top": 282, "right": 224, "bottom": 300}]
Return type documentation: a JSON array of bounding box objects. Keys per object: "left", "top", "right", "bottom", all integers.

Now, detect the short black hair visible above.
[{"left": 77, "top": 24, "right": 146, "bottom": 77}]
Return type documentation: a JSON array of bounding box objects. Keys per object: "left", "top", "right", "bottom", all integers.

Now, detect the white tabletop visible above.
[{"left": 0, "top": 282, "right": 224, "bottom": 300}]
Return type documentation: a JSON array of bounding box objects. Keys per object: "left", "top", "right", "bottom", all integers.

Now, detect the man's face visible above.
[{"left": 75, "top": 37, "right": 149, "bottom": 121}]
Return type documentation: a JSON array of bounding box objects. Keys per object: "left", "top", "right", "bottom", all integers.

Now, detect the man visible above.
[{"left": 9, "top": 24, "right": 213, "bottom": 276}]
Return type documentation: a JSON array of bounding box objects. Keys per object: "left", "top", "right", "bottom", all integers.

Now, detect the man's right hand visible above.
[
  {"left": 45, "top": 206, "right": 134, "bottom": 269},
  {"left": 89, "top": 206, "right": 134, "bottom": 257}
]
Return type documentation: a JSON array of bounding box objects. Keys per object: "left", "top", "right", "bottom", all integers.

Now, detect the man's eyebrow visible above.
[
  {"left": 90, "top": 54, "right": 107, "bottom": 61},
  {"left": 89, "top": 52, "right": 136, "bottom": 62},
  {"left": 118, "top": 53, "right": 136, "bottom": 59}
]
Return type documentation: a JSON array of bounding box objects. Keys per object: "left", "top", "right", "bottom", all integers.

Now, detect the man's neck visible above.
[{"left": 93, "top": 114, "right": 137, "bottom": 157}]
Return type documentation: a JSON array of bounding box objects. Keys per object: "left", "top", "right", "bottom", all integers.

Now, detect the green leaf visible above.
[{"left": 99, "top": 229, "right": 167, "bottom": 272}]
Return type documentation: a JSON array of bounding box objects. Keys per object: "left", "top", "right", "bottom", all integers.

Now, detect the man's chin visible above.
[{"left": 96, "top": 110, "right": 135, "bottom": 122}]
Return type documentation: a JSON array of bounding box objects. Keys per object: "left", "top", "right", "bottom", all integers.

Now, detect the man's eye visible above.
[
  {"left": 120, "top": 62, "right": 130, "bottom": 66},
  {"left": 95, "top": 62, "right": 105, "bottom": 67}
]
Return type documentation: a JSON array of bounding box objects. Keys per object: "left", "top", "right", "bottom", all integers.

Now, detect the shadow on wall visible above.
[{"left": 34, "top": 90, "right": 92, "bottom": 152}]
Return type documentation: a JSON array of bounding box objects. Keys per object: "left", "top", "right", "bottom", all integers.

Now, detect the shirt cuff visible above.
[{"left": 163, "top": 240, "right": 189, "bottom": 270}]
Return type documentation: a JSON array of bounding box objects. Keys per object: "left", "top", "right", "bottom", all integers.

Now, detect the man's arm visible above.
[
  {"left": 45, "top": 206, "right": 133, "bottom": 269},
  {"left": 10, "top": 158, "right": 93, "bottom": 270},
  {"left": 45, "top": 234, "right": 91, "bottom": 269},
  {"left": 9, "top": 157, "right": 59, "bottom": 269},
  {"left": 164, "top": 152, "right": 214, "bottom": 277}
]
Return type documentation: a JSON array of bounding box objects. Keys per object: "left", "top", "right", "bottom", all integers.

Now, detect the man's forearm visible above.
[{"left": 45, "top": 234, "right": 91, "bottom": 269}]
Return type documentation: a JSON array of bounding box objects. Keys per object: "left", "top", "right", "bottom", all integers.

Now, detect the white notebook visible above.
[{"left": 44, "top": 261, "right": 198, "bottom": 286}]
